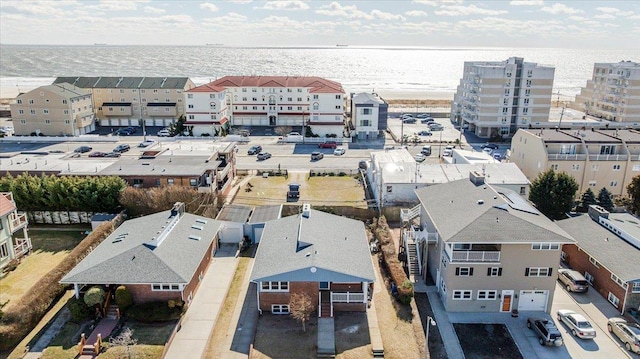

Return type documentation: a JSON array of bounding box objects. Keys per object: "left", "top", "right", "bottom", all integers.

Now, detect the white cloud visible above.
[
  {"left": 144, "top": 6, "right": 165, "bottom": 14},
  {"left": 540, "top": 3, "right": 582, "bottom": 15},
  {"left": 412, "top": 0, "right": 438, "bottom": 5},
  {"left": 226, "top": 0, "right": 252, "bottom": 3},
  {"left": 371, "top": 10, "right": 405, "bottom": 21},
  {"left": 88, "top": 1, "right": 139, "bottom": 11},
  {"left": 596, "top": 7, "right": 619, "bottom": 14},
  {"left": 568, "top": 16, "right": 588, "bottom": 21},
  {"left": 200, "top": 2, "right": 219, "bottom": 12},
  {"left": 405, "top": 10, "right": 428, "bottom": 17},
  {"left": 594, "top": 14, "right": 615, "bottom": 20},
  {"left": 260, "top": 1, "right": 309, "bottom": 11},
  {"left": 509, "top": 0, "right": 543, "bottom": 5},
  {"left": 435, "top": 4, "right": 508, "bottom": 16},
  {"left": 316, "top": 2, "right": 373, "bottom": 20}
]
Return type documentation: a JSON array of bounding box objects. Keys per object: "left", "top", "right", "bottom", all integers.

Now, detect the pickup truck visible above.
[
  {"left": 287, "top": 183, "right": 300, "bottom": 199},
  {"left": 527, "top": 317, "right": 564, "bottom": 346}
]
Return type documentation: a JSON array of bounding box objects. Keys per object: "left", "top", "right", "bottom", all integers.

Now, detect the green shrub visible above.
[
  {"left": 115, "top": 286, "right": 133, "bottom": 311},
  {"left": 68, "top": 296, "right": 92, "bottom": 323},
  {"left": 398, "top": 280, "right": 415, "bottom": 305},
  {"left": 84, "top": 287, "right": 105, "bottom": 307},
  {"left": 125, "top": 301, "right": 183, "bottom": 322}
]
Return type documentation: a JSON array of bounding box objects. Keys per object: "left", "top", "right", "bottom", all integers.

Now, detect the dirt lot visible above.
[
  {"left": 453, "top": 323, "right": 523, "bottom": 359},
  {"left": 252, "top": 314, "right": 319, "bottom": 359}
]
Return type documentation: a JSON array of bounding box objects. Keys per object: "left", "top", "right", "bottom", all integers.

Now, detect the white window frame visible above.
[
  {"left": 272, "top": 304, "right": 290, "bottom": 314},
  {"left": 477, "top": 290, "right": 497, "bottom": 300},
  {"left": 584, "top": 271, "right": 595, "bottom": 285},
  {"left": 607, "top": 292, "right": 620, "bottom": 307},
  {"left": 611, "top": 273, "right": 628, "bottom": 289},
  {"left": 531, "top": 243, "right": 559, "bottom": 250},
  {"left": 527, "top": 267, "right": 551, "bottom": 277},
  {"left": 151, "top": 284, "right": 181, "bottom": 291},
  {"left": 452, "top": 290, "right": 472, "bottom": 300},
  {"left": 488, "top": 267, "right": 501, "bottom": 277},
  {"left": 589, "top": 256, "right": 600, "bottom": 268},
  {"left": 261, "top": 281, "right": 289, "bottom": 292},
  {"left": 458, "top": 267, "right": 472, "bottom": 276},
  {"left": 632, "top": 282, "right": 640, "bottom": 293},
  {"left": 0, "top": 242, "right": 9, "bottom": 258}
]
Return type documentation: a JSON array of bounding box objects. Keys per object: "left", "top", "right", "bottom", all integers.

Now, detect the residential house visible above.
[
  {"left": 185, "top": 76, "right": 346, "bottom": 137},
  {"left": 556, "top": 205, "right": 640, "bottom": 315},
  {"left": 10, "top": 83, "right": 94, "bottom": 136},
  {"left": 215, "top": 204, "right": 282, "bottom": 244},
  {"left": 350, "top": 92, "right": 388, "bottom": 140},
  {"left": 53, "top": 77, "right": 196, "bottom": 128},
  {"left": 0, "top": 192, "right": 31, "bottom": 270},
  {"left": 250, "top": 205, "right": 375, "bottom": 317},
  {"left": 450, "top": 57, "right": 555, "bottom": 138},
  {"left": 60, "top": 203, "right": 222, "bottom": 305},
  {"left": 408, "top": 173, "right": 574, "bottom": 313},
  {"left": 574, "top": 61, "right": 640, "bottom": 123},
  {"left": 510, "top": 128, "right": 640, "bottom": 197}
]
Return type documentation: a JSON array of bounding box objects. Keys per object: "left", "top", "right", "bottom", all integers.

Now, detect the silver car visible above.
[
  {"left": 557, "top": 268, "right": 589, "bottom": 293},
  {"left": 556, "top": 310, "right": 596, "bottom": 339},
  {"left": 608, "top": 318, "right": 640, "bottom": 354}
]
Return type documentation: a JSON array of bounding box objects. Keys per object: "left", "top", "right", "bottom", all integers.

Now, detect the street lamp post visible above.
[
  {"left": 138, "top": 88, "right": 147, "bottom": 141},
  {"left": 424, "top": 316, "right": 437, "bottom": 359}
]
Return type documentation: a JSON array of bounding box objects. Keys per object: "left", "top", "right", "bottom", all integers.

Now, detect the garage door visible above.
[{"left": 518, "top": 290, "right": 548, "bottom": 312}]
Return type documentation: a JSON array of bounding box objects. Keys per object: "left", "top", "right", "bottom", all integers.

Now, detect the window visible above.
[
  {"left": 527, "top": 70, "right": 533, "bottom": 77},
  {"left": 335, "top": 95, "right": 341, "bottom": 99},
  {"left": 188, "top": 104, "right": 194, "bottom": 109},
  {"left": 18, "top": 109, "right": 24, "bottom": 114},
  {"left": 17, "top": 99, "right": 22, "bottom": 104},
  {"left": 572, "top": 164, "right": 580, "bottom": 171},
  {"left": 477, "top": 290, "right": 497, "bottom": 300},
  {"left": 610, "top": 181, "right": 618, "bottom": 187},
  {"left": 524, "top": 89, "right": 531, "bottom": 96},
  {"left": 520, "top": 187, "right": 526, "bottom": 195},
  {"left": 261, "top": 281, "right": 289, "bottom": 291},
  {"left": 189, "top": 178, "right": 198, "bottom": 186},
  {"left": 453, "top": 290, "right": 472, "bottom": 300},
  {"left": 30, "top": 109, "right": 36, "bottom": 115},
  {"left": 632, "top": 282, "right": 640, "bottom": 293},
  {"left": 362, "top": 108, "right": 371, "bottom": 115},
  {"left": 453, "top": 243, "right": 471, "bottom": 250},
  {"left": 153, "top": 89, "right": 158, "bottom": 93},
  {"left": 455, "top": 267, "right": 473, "bottom": 276},
  {"left": 613, "top": 164, "right": 621, "bottom": 171},
  {"left": 551, "top": 164, "right": 558, "bottom": 171},
  {"left": 487, "top": 267, "right": 502, "bottom": 277},
  {"left": 188, "top": 115, "right": 195, "bottom": 120},
  {"left": 611, "top": 274, "right": 628, "bottom": 289},
  {"left": 526, "top": 267, "right": 552, "bottom": 277},
  {"left": 607, "top": 292, "right": 620, "bottom": 307},
  {"left": 526, "top": 80, "right": 532, "bottom": 87},
  {"left": 29, "top": 99, "right": 34, "bottom": 104},
  {"left": 187, "top": 94, "right": 193, "bottom": 99},
  {"left": 167, "top": 178, "right": 174, "bottom": 185},
  {"left": 44, "top": 119, "right": 51, "bottom": 124},
  {"left": 531, "top": 243, "right": 560, "bottom": 250},
  {"left": 313, "top": 94, "right": 319, "bottom": 100},
  {"left": 633, "top": 164, "right": 640, "bottom": 171},
  {"left": 335, "top": 105, "right": 341, "bottom": 110},
  {"left": 589, "top": 256, "right": 600, "bottom": 268},
  {"left": 584, "top": 271, "right": 594, "bottom": 285},
  {"left": 386, "top": 186, "right": 392, "bottom": 193},
  {"left": 592, "top": 164, "right": 599, "bottom": 171},
  {"left": 151, "top": 284, "right": 180, "bottom": 291},
  {"left": 560, "top": 251, "right": 567, "bottom": 261},
  {"left": 0, "top": 243, "right": 8, "bottom": 258},
  {"left": 589, "top": 181, "right": 597, "bottom": 187},
  {"left": 272, "top": 304, "right": 290, "bottom": 314}
]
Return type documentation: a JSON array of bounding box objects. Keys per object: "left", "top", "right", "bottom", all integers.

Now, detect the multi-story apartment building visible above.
[
  {"left": 574, "top": 61, "right": 640, "bottom": 123},
  {"left": 350, "top": 92, "right": 388, "bottom": 140},
  {"left": 510, "top": 128, "right": 640, "bottom": 197},
  {"left": 10, "top": 83, "right": 94, "bottom": 136},
  {"left": 408, "top": 172, "right": 574, "bottom": 313},
  {"left": 557, "top": 205, "right": 640, "bottom": 315},
  {"left": 451, "top": 57, "right": 555, "bottom": 139},
  {"left": 53, "top": 77, "right": 196, "bottom": 128},
  {"left": 0, "top": 192, "right": 31, "bottom": 271},
  {"left": 185, "top": 76, "right": 346, "bottom": 137}
]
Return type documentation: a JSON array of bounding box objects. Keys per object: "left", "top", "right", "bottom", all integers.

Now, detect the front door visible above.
[
  {"left": 501, "top": 290, "right": 513, "bottom": 312},
  {"left": 269, "top": 116, "right": 276, "bottom": 126}
]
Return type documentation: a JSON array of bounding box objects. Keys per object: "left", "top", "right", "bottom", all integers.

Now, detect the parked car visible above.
[
  {"left": 401, "top": 114, "right": 414, "bottom": 119},
  {"left": 442, "top": 149, "right": 453, "bottom": 157},
  {"left": 288, "top": 132, "right": 301, "bottom": 136},
  {"left": 88, "top": 151, "right": 108, "bottom": 158},
  {"left": 417, "top": 130, "right": 432, "bottom": 136},
  {"left": 608, "top": 318, "right": 640, "bottom": 353},
  {"left": 104, "top": 152, "right": 121, "bottom": 158},
  {"left": 556, "top": 310, "right": 596, "bottom": 339},
  {"left": 429, "top": 123, "right": 443, "bottom": 131},
  {"left": 557, "top": 268, "right": 589, "bottom": 293},
  {"left": 138, "top": 139, "right": 157, "bottom": 148},
  {"left": 257, "top": 152, "right": 272, "bottom": 160},
  {"left": 527, "top": 317, "right": 564, "bottom": 347},
  {"left": 493, "top": 153, "right": 502, "bottom": 161},
  {"left": 125, "top": 126, "right": 137, "bottom": 134},
  {"left": 113, "top": 144, "right": 131, "bottom": 153},
  {"left": 421, "top": 118, "right": 435, "bottom": 124},
  {"left": 157, "top": 129, "right": 171, "bottom": 137},
  {"left": 421, "top": 145, "right": 432, "bottom": 156},
  {"left": 248, "top": 145, "right": 262, "bottom": 155},
  {"left": 114, "top": 128, "right": 132, "bottom": 136},
  {"left": 416, "top": 113, "right": 431, "bottom": 119},
  {"left": 482, "top": 148, "right": 493, "bottom": 155},
  {"left": 74, "top": 146, "right": 92, "bottom": 153},
  {"left": 481, "top": 143, "right": 499, "bottom": 150},
  {"left": 334, "top": 147, "right": 346, "bottom": 156},
  {"left": 414, "top": 154, "right": 426, "bottom": 162},
  {"left": 402, "top": 118, "right": 417, "bottom": 124},
  {"left": 311, "top": 152, "right": 324, "bottom": 161},
  {"left": 318, "top": 141, "right": 337, "bottom": 149}
]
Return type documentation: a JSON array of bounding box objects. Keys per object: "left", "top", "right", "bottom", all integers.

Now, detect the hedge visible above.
[
  {"left": 125, "top": 301, "right": 183, "bottom": 322},
  {"left": 0, "top": 218, "right": 119, "bottom": 351},
  {"left": 374, "top": 216, "right": 414, "bottom": 305}
]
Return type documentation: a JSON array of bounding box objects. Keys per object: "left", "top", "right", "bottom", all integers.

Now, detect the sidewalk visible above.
[
  {"left": 164, "top": 244, "right": 238, "bottom": 359},
  {"left": 425, "top": 285, "right": 465, "bottom": 359}
]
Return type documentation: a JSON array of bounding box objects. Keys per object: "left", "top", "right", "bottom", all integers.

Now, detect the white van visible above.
[{"left": 421, "top": 145, "right": 432, "bottom": 156}]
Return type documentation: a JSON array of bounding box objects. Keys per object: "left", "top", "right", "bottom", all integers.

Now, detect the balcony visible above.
[
  {"left": 331, "top": 292, "right": 365, "bottom": 303},
  {"left": 13, "top": 237, "right": 32, "bottom": 258},
  {"left": 450, "top": 250, "right": 501, "bottom": 262},
  {"left": 548, "top": 153, "right": 587, "bottom": 161},
  {"left": 10, "top": 212, "right": 28, "bottom": 232},
  {"left": 588, "top": 154, "right": 628, "bottom": 161}
]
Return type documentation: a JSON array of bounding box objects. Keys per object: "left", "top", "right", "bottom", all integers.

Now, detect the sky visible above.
[{"left": 0, "top": 0, "right": 639, "bottom": 49}]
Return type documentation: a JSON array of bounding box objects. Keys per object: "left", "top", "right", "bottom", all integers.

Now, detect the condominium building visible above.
[
  {"left": 53, "top": 77, "right": 196, "bottom": 128},
  {"left": 185, "top": 76, "right": 346, "bottom": 137},
  {"left": 509, "top": 128, "right": 640, "bottom": 197},
  {"left": 0, "top": 192, "right": 31, "bottom": 271},
  {"left": 451, "top": 57, "right": 555, "bottom": 139},
  {"left": 574, "top": 61, "right": 640, "bottom": 123},
  {"left": 350, "top": 92, "right": 388, "bottom": 140},
  {"left": 10, "top": 83, "right": 94, "bottom": 136}
]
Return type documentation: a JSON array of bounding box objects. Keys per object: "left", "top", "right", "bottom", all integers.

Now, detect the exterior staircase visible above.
[
  {"left": 320, "top": 302, "right": 332, "bottom": 318},
  {"left": 407, "top": 241, "right": 419, "bottom": 280},
  {"left": 106, "top": 304, "right": 119, "bottom": 319}
]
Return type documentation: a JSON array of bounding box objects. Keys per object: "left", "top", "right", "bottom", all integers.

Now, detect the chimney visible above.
[
  {"left": 302, "top": 203, "right": 311, "bottom": 218},
  {"left": 469, "top": 171, "right": 485, "bottom": 186},
  {"left": 170, "top": 202, "right": 186, "bottom": 218},
  {"left": 588, "top": 204, "right": 609, "bottom": 221}
]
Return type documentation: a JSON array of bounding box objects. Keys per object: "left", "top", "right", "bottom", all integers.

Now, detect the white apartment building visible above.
[
  {"left": 574, "top": 61, "right": 640, "bottom": 124},
  {"left": 185, "top": 76, "right": 346, "bottom": 137},
  {"left": 451, "top": 57, "right": 555, "bottom": 139},
  {"left": 350, "top": 92, "right": 388, "bottom": 140}
]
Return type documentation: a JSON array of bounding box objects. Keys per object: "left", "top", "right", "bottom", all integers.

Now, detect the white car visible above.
[
  {"left": 482, "top": 147, "right": 493, "bottom": 155},
  {"left": 334, "top": 147, "right": 346, "bottom": 156},
  {"left": 442, "top": 149, "right": 453, "bottom": 157},
  {"left": 157, "top": 129, "right": 171, "bottom": 137},
  {"left": 608, "top": 318, "right": 640, "bottom": 354},
  {"left": 138, "top": 139, "right": 157, "bottom": 148},
  {"left": 414, "top": 154, "right": 426, "bottom": 162},
  {"left": 556, "top": 310, "right": 596, "bottom": 339}
]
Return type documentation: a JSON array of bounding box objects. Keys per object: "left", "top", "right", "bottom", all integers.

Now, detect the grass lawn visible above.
[
  {"left": 232, "top": 172, "right": 368, "bottom": 208},
  {"left": 252, "top": 314, "right": 318, "bottom": 359},
  {"left": 0, "top": 228, "right": 86, "bottom": 311},
  {"left": 453, "top": 323, "right": 523, "bottom": 359}
]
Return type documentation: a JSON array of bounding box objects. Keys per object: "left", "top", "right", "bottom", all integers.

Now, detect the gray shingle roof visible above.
[
  {"left": 53, "top": 77, "right": 192, "bottom": 89},
  {"left": 216, "top": 204, "right": 252, "bottom": 223},
  {"left": 415, "top": 178, "right": 574, "bottom": 244},
  {"left": 61, "top": 211, "right": 222, "bottom": 285},
  {"left": 250, "top": 209, "right": 375, "bottom": 283},
  {"left": 556, "top": 214, "right": 640, "bottom": 282},
  {"left": 249, "top": 205, "right": 282, "bottom": 223}
]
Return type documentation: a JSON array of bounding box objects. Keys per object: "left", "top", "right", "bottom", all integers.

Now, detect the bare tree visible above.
[
  {"left": 275, "top": 126, "right": 292, "bottom": 136},
  {"left": 109, "top": 327, "right": 138, "bottom": 358},
  {"left": 289, "top": 293, "right": 314, "bottom": 332}
]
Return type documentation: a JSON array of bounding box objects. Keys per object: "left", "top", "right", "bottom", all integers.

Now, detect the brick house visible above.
[
  {"left": 250, "top": 205, "right": 376, "bottom": 317},
  {"left": 557, "top": 205, "right": 640, "bottom": 315},
  {"left": 60, "top": 202, "right": 222, "bottom": 306}
]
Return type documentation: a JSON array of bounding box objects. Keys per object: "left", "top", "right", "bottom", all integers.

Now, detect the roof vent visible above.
[
  {"left": 302, "top": 203, "right": 311, "bottom": 218},
  {"left": 195, "top": 218, "right": 207, "bottom": 224},
  {"left": 192, "top": 225, "right": 203, "bottom": 230},
  {"left": 477, "top": 200, "right": 484, "bottom": 205},
  {"left": 189, "top": 235, "right": 201, "bottom": 241}
]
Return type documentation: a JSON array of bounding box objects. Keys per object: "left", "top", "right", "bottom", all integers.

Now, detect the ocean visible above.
[{"left": 1, "top": 45, "right": 638, "bottom": 100}]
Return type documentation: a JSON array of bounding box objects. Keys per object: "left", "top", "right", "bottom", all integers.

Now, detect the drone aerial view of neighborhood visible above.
[{"left": 1, "top": 1, "right": 639, "bottom": 359}]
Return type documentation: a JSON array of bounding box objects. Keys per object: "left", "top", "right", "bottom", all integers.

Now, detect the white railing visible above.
[
  {"left": 331, "top": 292, "right": 365, "bottom": 303},
  {"left": 588, "top": 154, "right": 628, "bottom": 161},
  {"left": 400, "top": 205, "right": 421, "bottom": 222},
  {"left": 451, "top": 250, "right": 501, "bottom": 263},
  {"left": 13, "top": 237, "right": 32, "bottom": 257},
  {"left": 414, "top": 242, "right": 422, "bottom": 277},
  {"left": 318, "top": 294, "right": 322, "bottom": 318},
  {"left": 548, "top": 153, "right": 587, "bottom": 161},
  {"left": 403, "top": 233, "right": 413, "bottom": 277},
  {"left": 10, "top": 213, "right": 27, "bottom": 232}
]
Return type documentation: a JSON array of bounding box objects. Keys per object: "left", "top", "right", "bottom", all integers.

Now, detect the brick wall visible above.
[
  {"left": 182, "top": 236, "right": 218, "bottom": 307},
  {"left": 563, "top": 244, "right": 627, "bottom": 312},
  {"left": 259, "top": 282, "right": 319, "bottom": 312},
  {"left": 333, "top": 303, "right": 366, "bottom": 312},
  {"left": 127, "top": 284, "right": 181, "bottom": 304}
]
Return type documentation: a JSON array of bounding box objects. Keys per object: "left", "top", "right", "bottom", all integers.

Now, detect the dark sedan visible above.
[{"left": 74, "top": 146, "right": 92, "bottom": 153}]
